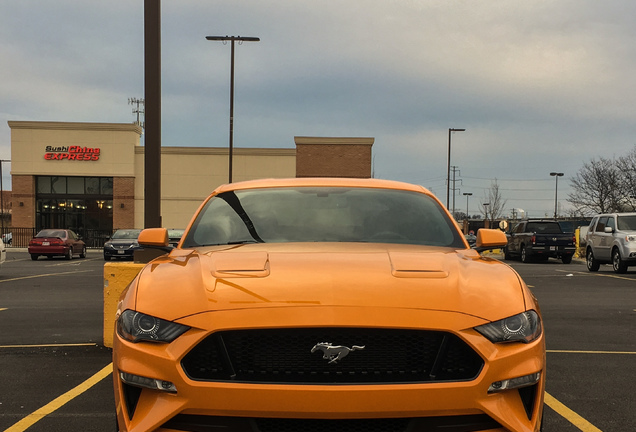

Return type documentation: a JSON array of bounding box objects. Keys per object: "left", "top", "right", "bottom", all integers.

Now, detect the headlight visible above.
[
  {"left": 475, "top": 311, "right": 541, "bottom": 343},
  {"left": 117, "top": 310, "right": 190, "bottom": 343},
  {"left": 104, "top": 242, "right": 113, "bottom": 249},
  {"left": 625, "top": 235, "right": 636, "bottom": 242}
]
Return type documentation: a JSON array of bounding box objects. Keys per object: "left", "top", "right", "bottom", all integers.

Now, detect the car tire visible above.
[
  {"left": 503, "top": 246, "right": 512, "bottom": 260},
  {"left": 80, "top": 246, "right": 87, "bottom": 259},
  {"left": 562, "top": 254, "right": 573, "bottom": 264},
  {"left": 104, "top": 255, "right": 111, "bottom": 261},
  {"left": 30, "top": 254, "right": 38, "bottom": 261},
  {"left": 612, "top": 248, "right": 628, "bottom": 274},
  {"left": 521, "top": 245, "right": 531, "bottom": 263},
  {"left": 65, "top": 248, "right": 73, "bottom": 260},
  {"left": 586, "top": 248, "right": 600, "bottom": 272}
]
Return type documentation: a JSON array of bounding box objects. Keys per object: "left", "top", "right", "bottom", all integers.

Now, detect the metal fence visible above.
[{"left": 0, "top": 228, "right": 114, "bottom": 249}]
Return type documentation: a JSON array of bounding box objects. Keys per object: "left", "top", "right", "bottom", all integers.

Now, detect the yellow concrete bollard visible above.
[{"left": 103, "top": 262, "right": 145, "bottom": 348}]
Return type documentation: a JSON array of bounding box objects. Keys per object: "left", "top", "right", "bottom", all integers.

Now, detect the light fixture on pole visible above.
[
  {"left": 463, "top": 192, "right": 472, "bottom": 219},
  {"left": 447, "top": 128, "right": 466, "bottom": 209},
  {"left": 550, "top": 172, "right": 564, "bottom": 219},
  {"left": 206, "top": 35, "right": 260, "bottom": 183}
]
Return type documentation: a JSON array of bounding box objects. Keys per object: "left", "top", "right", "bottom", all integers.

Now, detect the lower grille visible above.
[
  {"left": 181, "top": 328, "right": 483, "bottom": 384},
  {"left": 162, "top": 414, "right": 502, "bottom": 432}
]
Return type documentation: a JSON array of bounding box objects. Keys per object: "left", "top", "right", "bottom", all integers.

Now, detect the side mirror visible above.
[
  {"left": 474, "top": 229, "right": 508, "bottom": 253},
  {"left": 138, "top": 228, "right": 171, "bottom": 249},
  {"left": 604, "top": 226, "right": 614, "bottom": 233}
]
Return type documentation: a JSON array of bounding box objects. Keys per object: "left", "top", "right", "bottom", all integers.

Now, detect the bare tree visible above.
[
  {"left": 481, "top": 179, "right": 508, "bottom": 220},
  {"left": 567, "top": 156, "right": 620, "bottom": 215},
  {"left": 615, "top": 146, "right": 636, "bottom": 211}
]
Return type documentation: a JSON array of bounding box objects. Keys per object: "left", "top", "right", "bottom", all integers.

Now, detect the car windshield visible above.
[
  {"left": 617, "top": 215, "right": 636, "bottom": 231},
  {"left": 525, "top": 222, "right": 563, "bottom": 234},
  {"left": 112, "top": 229, "right": 142, "bottom": 239},
  {"left": 36, "top": 229, "right": 66, "bottom": 238},
  {"left": 182, "top": 187, "right": 464, "bottom": 248}
]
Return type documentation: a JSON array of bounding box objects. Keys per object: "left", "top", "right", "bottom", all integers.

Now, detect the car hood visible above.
[{"left": 132, "top": 243, "right": 527, "bottom": 323}]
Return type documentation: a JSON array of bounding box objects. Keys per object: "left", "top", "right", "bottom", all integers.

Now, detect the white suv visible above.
[{"left": 585, "top": 212, "right": 636, "bottom": 273}]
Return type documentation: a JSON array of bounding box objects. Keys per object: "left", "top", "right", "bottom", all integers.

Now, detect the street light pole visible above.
[
  {"left": 483, "top": 202, "right": 490, "bottom": 227},
  {"left": 206, "top": 35, "right": 260, "bottom": 183},
  {"left": 550, "top": 172, "right": 564, "bottom": 219},
  {"left": 463, "top": 192, "right": 472, "bottom": 219},
  {"left": 447, "top": 128, "right": 466, "bottom": 210},
  {"left": 0, "top": 160, "right": 8, "bottom": 236}
]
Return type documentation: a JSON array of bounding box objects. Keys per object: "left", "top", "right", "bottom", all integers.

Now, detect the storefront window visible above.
[
  {"left": 100, "top": 178, "right": 113, "bottom": 195},
  {"left": 68, "top": 177, "right": 84, "bottom": 194},
  {"left": 37, "top": 177, "right": 52, "bottom": 194},
  {"left": 85, "top": 178, "right": 100, "bottom": 195},
  {"left": 35, "top": 176, "right": 114, "bottom": 236},
  {"left": 51, "top": 177, "right": 67, "bottom": 194}
]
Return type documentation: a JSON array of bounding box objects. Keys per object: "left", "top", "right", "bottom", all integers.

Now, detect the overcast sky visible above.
[{"left": 2, "top": 1, "right": 635, "bottom": 218}]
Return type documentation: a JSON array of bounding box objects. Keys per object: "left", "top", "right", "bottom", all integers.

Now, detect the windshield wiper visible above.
[{"left": 218, "top": 192, "right": 265, "bottom": 243}]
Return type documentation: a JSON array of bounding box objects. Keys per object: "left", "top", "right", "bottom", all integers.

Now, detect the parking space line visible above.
[
  {"left": 4, "top": 363, "right": 113, "bottom": 432},
  {"left": 0, "top": 269, "right": 94, "bottom": 283},
  {"left": 548, "top": 349, "right": 636, "bottom": 355},
  {"left": 544, "top": 391, "right": 602, "bottom": 432},
  {"left": 0, "top": 343, "right": 97, "bottom": 349},
  {"left": 554, "top": 269, "right": 635, "bottom": 281}
]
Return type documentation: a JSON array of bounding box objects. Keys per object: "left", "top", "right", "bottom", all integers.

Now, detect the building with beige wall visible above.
[{"left": 8, "top": 121, "right": 373, "bottom": 244}]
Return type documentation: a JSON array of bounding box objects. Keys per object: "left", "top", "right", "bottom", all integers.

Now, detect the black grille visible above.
[
  {"left": 162, "top": 414, "right": 502, "bottom": 432},
  {"left": 181, "top": 328, "right": 483, "bottom": 384}
]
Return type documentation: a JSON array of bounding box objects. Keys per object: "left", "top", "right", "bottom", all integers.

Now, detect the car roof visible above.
[
  {"left": 212, "top": 177, "right": 431, "bottom": 195},
  {"left": 594, "top": 212, "right": 636, "bottom": 217}
]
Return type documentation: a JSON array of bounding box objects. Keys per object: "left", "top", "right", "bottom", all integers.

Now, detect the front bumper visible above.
[
  {"left": 104, "top": 247, "right": 139, "bottom": 259},
  {"left": 528, "top": 245, "right": 575, "bottom": 257},
  {"left": 113, "top": 307, "right": 545, "bottom": 432}
]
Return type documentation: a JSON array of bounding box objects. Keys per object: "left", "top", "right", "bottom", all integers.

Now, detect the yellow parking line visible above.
[
  {"left": 0, "top": 359, "right": 607, "bottom": 432},
  {"left": 544, "top": 392, "right": 602, "bottom": 432},
  {"left": 4, "top": 363, "right": 113, "bottom": 432},
  {"left": 0, "top": 343, "right": 96, "bottom": 349},
  {"left": 548, "top": 349, "right": 636, "bottom": 355},
  {"left": 0, "top": 269, "right": 93, "bottom": 283}
]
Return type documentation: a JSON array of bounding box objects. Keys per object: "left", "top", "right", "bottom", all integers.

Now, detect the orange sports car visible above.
[{"left": 113, "top": 178, "right": 545, "bottom": 432}]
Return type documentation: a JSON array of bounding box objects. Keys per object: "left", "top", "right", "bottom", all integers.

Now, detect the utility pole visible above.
[
  {"left": 451, "top": 166, "right": 461, "bottom": 218},
  {"left": 128, "top": 97, "right": 145, "bottom": 128},
  {"left": 446, "top": 128, "right": 466, "bottom": 209},
  {"left": 144, "top": 0, "right": 161, "bottom": 228}
]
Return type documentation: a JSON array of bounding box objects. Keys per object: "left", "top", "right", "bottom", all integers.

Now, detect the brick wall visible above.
[
  {"left": 295, "top": 137, "right": 374, "bottom": 178},
  {"left": 113, "top": 177, "right": 135, "bottom": 229},
  {"left": 10, "top": 175, "right": 35, "bottom": 228}
]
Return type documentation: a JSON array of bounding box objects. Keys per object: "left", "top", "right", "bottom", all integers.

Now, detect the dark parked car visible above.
[
  {"left": 167, "top": 229, "right": 185, "bottom": 247},
  {"left": 103, "top": 229, "right": 143, "bottom": 261},
  {"left": 28, "top": 229, "right": 86, "bottom": 261}
]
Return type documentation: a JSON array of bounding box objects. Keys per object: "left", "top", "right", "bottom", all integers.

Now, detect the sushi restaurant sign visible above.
[{"left": 44, "top": 146, "right": 101, "bottom": 161}]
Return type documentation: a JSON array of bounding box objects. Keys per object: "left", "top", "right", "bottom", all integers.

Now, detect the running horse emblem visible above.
[{"left": 311, "top": 342, "right": 366, "bottom": 364}]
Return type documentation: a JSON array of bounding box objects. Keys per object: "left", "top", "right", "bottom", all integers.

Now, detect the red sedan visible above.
[{"left": 28, "top": 229, "right": 87, "bottom": 261}]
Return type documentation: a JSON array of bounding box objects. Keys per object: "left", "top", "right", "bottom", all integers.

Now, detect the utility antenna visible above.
[{"left": 128, "top": 97, "right": 145, "bottom": 128}]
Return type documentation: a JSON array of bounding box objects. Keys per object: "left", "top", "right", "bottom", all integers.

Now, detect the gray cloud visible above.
[{"left": 1, "top": 0, "right": 635, "bottom": 216}]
